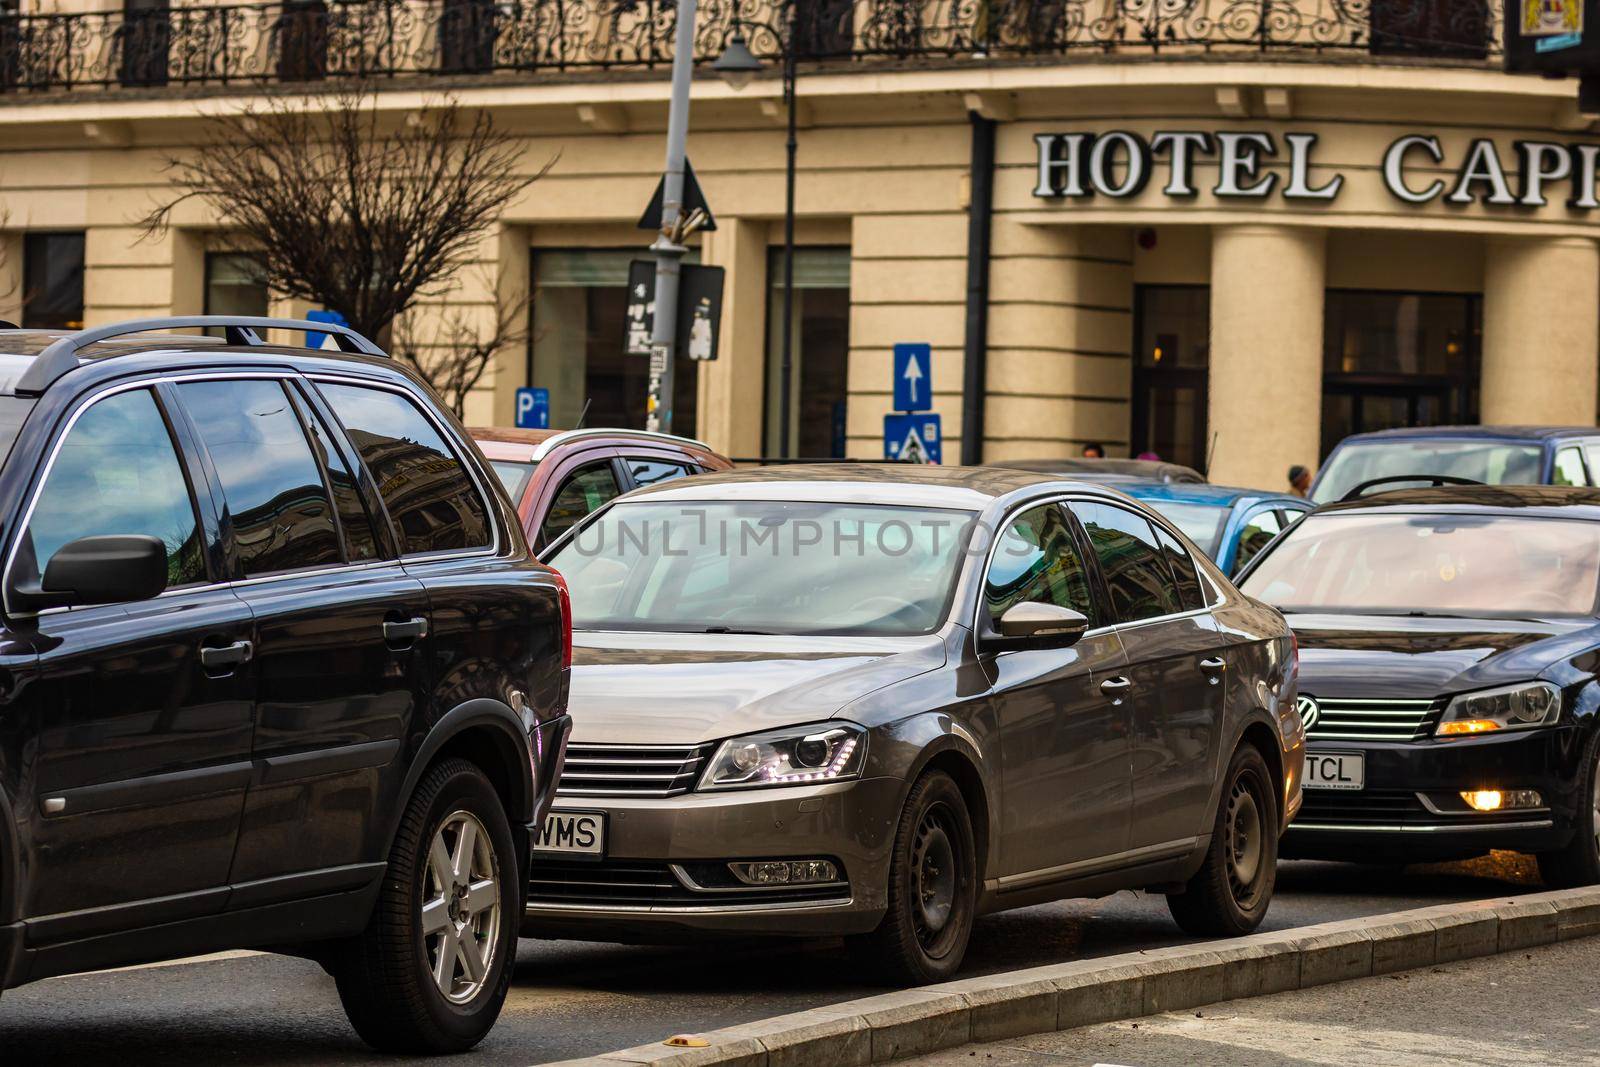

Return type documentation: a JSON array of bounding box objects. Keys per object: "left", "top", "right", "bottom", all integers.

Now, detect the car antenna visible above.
[
  {"left": 1204, "top": 431, "right": 1218, "bottom": 479},
  {"left": 573, "top": 397, "right": 592, "bottom": 430}
]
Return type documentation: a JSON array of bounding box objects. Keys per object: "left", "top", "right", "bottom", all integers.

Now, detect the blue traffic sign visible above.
[
  {"left": 304, "top": 309, "right": 348, "bottom": 351},
  {"left": 884, "top": 413, "right": 942, "bottom": 465},
  {"left": 893, "top": 342, "right": 932, "bottom": 412},
  {"left": 515, "top": 387, "right": 550, "bottom": 429}
]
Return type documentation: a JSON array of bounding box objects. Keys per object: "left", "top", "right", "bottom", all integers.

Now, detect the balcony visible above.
[{"left": 0, "top": 0, "right": 1504, "bottom": 96}]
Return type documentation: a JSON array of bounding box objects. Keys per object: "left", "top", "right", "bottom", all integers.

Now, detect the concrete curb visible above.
[{"left": 535, "top": 886, "right": 1600, "bottom": 1067}]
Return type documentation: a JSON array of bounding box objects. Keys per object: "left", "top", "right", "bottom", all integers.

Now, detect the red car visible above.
[{"left": 470, "top": 427, "right": 733, "bottom": 551}]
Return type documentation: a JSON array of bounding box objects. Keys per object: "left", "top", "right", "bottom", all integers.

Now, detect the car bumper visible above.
[
  {"left": 1282, "top": 727, "right": 1583, "bottom": 861},
  {"left": 521, "top": 776, "right": 904, "bottom": 940}
]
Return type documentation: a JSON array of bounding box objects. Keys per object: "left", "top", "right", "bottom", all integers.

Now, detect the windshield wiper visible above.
[{"left": 702, "top": 625, "right": 776, "bottom": 635}]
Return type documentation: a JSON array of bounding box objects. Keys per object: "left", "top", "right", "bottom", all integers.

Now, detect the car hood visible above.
[
  {"left": 1287, "top": 612, "right": 1596, "bottom": 700},
  {"left": 566, "top": 631, "right": 948, "bottom": 744}
]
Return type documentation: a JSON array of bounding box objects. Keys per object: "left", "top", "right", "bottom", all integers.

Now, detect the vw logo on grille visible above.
[{"left": 1296, "top": 695, "right": 1320, "bottom": 732}]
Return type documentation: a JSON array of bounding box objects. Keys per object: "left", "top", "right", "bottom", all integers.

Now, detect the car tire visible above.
[
  {"left": 1538, "top": 735, "right": 1600, "bottom": 889},
  {"left": 1167, "top": 744, "right": 1278, "bottom": 937},
  {"left": 847, "top": 769, "right": 976, "bottom": 985},
  {"left": 333, "top": 758, "right": 520, "bottom": 1054}
]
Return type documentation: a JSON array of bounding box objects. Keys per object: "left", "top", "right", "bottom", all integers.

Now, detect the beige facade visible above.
[{"left": 0, "top": 2, "right": 1595, "bottom": 487}]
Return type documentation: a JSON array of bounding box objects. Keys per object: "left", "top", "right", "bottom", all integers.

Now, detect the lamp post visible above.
[{"left": 714, "top": 8, "right": 797, "bottom": 459}]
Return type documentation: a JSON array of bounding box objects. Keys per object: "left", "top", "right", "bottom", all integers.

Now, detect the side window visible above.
[
  {"left": 984, "top": 503, "right": 1095, "bottom": 626},
  {"left": 1152, "top": 524, "right": 1204, "bottom": 610},
  {"left": 1584, "top": 444, "right": 1600, "bottom": 487},
  {"left": 295, "top": 392, "right": 380, "bottom": 562},
  {"left": 1553, "top": 446, "right": 1588, "bottom": 487},
  {"left": 541, "top": 462, "right": 622, "bottom": 547},
  {"left": 1234, "top": 509, "right": 1285, "bottom": 573},
  {"left": 19, "top": 388, "right": 205, "bottom": 592},
  {"left": 318, "top": 383, "right": 492, "bottom": 556},
  {"left": 178, "top": 379, "right": 341, "bottom": 577},
  {"left": 1072, "top": 502, "right": 1183, "bottom": 623},
  {"left": 628, "top": 459, "right": 692, "bottom": 488}
]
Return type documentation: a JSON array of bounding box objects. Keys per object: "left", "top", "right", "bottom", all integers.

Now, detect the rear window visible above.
[
  {"left": 1311, "top": 440, "right": 1544, "bottom": 504},
  {"left": 490, "top": 459, "right": 536, "bottom": 502}
]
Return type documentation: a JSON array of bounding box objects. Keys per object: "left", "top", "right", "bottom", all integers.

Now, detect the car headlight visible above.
[
  {"left": 699, "top": 723, "right": 867, "bottom": 790},
  {"left": 1436, "top": 682, "right": 1561, "bottom": 738}
]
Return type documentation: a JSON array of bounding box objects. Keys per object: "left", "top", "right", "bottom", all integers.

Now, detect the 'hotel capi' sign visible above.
[{"left": 1032, "top": 131, "right": 1600, "bottom": 209}]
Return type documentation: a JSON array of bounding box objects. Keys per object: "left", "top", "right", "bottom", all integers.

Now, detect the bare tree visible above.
[
  {"left": 389, "top": 273, "right": 526, "bottom": 419},
  {"left": 140, "top": 85, "right": 549, "bottom": 367}
]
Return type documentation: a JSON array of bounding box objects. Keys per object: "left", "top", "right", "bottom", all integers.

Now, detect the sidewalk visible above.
[{"left": 904, "top": 935, "right": 1600, "bottom": 1067}]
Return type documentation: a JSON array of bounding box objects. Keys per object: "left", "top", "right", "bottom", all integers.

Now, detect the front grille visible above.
[
  {"left": 557, "top": 742, "right": 712, "bottom": 797},
  {"left": 527, "top": 860, "right": 850, "bottom": 908},
  {"left": 1298, "top": 789, "right": 1435, "bottom": 826},
  {"left": 1303, "top": 696, "right": 1441, "bottom": 742}
]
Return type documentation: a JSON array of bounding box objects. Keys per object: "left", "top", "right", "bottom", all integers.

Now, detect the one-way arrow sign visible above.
[
  {"left": 638, "top": 159, "right": 717, "bottom": 232},
  {"left": 893, "top": 342, "right": 932, "bottom": 412}
]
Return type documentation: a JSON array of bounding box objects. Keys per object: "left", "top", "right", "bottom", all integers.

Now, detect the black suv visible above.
[{"left": 0, "top": 317, "right": 571, "bottom": 1052}]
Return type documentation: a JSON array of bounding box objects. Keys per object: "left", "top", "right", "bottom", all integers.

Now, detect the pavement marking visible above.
[
  {"left": 47, "top": 949, "right": 264, "bottom": 979},
  {"left": 1107, "top": 1012, "right": 1549, "bottom": 1067}
]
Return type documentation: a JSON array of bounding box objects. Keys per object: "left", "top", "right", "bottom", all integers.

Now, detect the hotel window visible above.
[
  {"left": 204, "top": 253, "right": 269, "bottom": 329},
  {"left": 764, "top": 247, "right": 850, "bottom": 458},
  {"left": 22, "top": 232, "right": 85, "bottom": 330},
  {"left": 530, "top": 249, "right": 699, "bottom": 436},
  {"left": 119, "top": 0, "right": 171, "bottom": 88},
  {"left": 1370, "top": 0, "right": 1490, "bottom": 58},
  {"left": 1131, "top": 285, "right": 1210, "bottom": 471}
]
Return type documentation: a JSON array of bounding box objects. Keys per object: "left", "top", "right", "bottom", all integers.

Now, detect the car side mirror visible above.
[
  {"left": 15, "top": 535, "right": 169, "bottom": 611},
  {"left": 982, "top": 603, "right": 1090, "bottom": 652}
]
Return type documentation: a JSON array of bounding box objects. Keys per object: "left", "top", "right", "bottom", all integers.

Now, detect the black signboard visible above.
[{"left": 625, "top": 259, "right": 726, "bottom": 362}]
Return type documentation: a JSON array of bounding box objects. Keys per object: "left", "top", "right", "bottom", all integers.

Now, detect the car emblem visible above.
[{"left": 1296, "top": 695, "right": 1320, "bottom": 731}]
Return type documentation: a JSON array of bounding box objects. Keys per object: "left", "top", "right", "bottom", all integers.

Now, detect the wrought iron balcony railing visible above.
[{"left": 0, "top": 0, "right": 1503, "bottom": 95}]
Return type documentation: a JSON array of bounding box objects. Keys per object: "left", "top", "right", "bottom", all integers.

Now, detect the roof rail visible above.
[
  {"left": 1339, "top": 474, "right": 1484, "bottom": 503},
  {"left": 13, "top": 315, "right": 387, "bottom": 396},
  {"left": 527, "top": 427, "right": 715, "bottom": 462}
]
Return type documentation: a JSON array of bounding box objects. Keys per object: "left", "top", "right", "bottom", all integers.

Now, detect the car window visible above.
[
  {"left": 1071, "top": 501, "right": 1184, "bottom": 623},
  {"left": 1554, "top": 446, "right": 1588, "bottom": 487},
  {"left": 179, "top": 379, "right": 341, "bottom": 577},
  {"left": 984, "top": 503, "right": 1096, "bottom": 626},
  {"left": 18, "top": 388, "right": 205, "bottom": 592},
  {"left": 1152, "top": 523, "right": 1204, "bottom": 609},
  {"left": 629, "top": 459, "right": 692, "bottom": 488},
  {"left": 1234, "top": 509, "right": 1284, "bottom": 572},
  {"left": 319, "top": 383, "right": 492, "bottom": 556},
  {"left": 1310, "top": 440, "right": 1545, "bottom": 503},
  {"left": 489, "top": 459, "right": 536, "bottom": 501},
  {"left": 541, "top": 462, "right": 622, "bottom": 546},
  {"left": 297, "top": 394, "right": 380, "bottom": 562},
  {"left": 1584, "top": 444, "right": 1600, "bottom": 487}
]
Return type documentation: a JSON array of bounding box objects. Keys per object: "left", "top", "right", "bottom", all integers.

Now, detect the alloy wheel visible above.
[
  {"left": 421, "top": 810, "right": 502, "bottom": 1004},
  {"left": 910, "top": 802, "right": 962, "bottom": 957},
  {"left": 1224, "top": 774, "right": 1266, "bottom": 909}
]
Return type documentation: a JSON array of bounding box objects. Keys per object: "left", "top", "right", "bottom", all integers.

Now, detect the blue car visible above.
[
  {"left": 1310, "top": 426, "right": 1600, "bottom": 505},
  {"left": 1116, "top": 482, "right": 1312, "bottom": 576}
]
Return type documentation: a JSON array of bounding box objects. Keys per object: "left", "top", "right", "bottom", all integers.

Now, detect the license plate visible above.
[
  {"left": 1304, "top": 751, "right": 1365, "bottom": 791},
  {"left": 533, "top": 810, "right": 606, "bottom": 857}
]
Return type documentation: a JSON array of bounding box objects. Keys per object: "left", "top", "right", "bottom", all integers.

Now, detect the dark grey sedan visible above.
[{"left": 529, "top": 466, "right": 1303, "bottom": 984}]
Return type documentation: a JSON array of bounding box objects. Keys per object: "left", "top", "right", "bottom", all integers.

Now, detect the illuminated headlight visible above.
[
  {"left": 1460, "top": 789, "right": 1544, "bottom": 812},
  {"left": 699, "top": 723, "right": 867, "bottom": 790},
  {"left": 1436, "top": 682, "right": 1561, "bottom": 738}
]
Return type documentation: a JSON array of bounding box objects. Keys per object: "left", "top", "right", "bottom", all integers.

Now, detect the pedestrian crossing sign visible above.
[{"left": 884, "top": 413, "right": 942, "bottom": 464}]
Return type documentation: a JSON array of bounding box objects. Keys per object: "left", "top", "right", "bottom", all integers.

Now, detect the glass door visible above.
[{"left": 1131, "top": 285, "right": 1210, "bottom": 472}]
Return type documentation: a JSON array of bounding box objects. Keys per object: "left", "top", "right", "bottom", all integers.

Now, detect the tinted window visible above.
[
  {"left": 1234, "top": 509, "right": 1284, "bottom": 572},
  {"left": 985, "top": 504, "right": 1095, "bottom": 626},
  {"left": 21, "top": 388, "right": 205, "bottom": 591},
  {"left": 297, "top": 394, "right": 380, "bottom": 562},
  {"left": 1554, "top": 446, "right": 1588, "bottom": 487},
  {"left": 629, "top": 459, "right": 692, "bottom": 487},
  {"left": 1072, "top": 502, "right": 1183, "bottom": 622},
  {"left": 180, "top": 379, "right": 340, "bottom": 577},
  {"left": 1153, "top": 523, "right": 1204, "bottom": 609},
  {"left": 319, "top": 384, "right": 491, "bottom": 556},
  {"left": 542, "top": 462, "right": 622, "bottom": 546}
]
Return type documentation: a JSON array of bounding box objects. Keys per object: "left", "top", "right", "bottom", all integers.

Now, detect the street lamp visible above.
[{"left": 716, "top": 9, "right": 799, "bottom": 460}]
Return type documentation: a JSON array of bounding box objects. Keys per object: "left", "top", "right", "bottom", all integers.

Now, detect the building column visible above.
[
  {"left": 1481, "top": 236, "right": 1599, "bottom": 426},
  {"left": 1207, "top": 224, "right": 1325, "bottom": 490},
  {"left": 697, "top": 217, "right": 767, "bottom": 458}
]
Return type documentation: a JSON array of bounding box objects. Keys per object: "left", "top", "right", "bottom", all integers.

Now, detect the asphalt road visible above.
[
  {"left": 908, "top": 925, "right": 1600, "bottom": 1066},
  {"left": 0, "top": 854, "right": 1544, "bottom": 1066}
]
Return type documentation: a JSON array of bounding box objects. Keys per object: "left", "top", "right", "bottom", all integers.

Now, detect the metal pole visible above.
[
  {"left": 777, "top": 2, "right": 797, "bottom": 457},
  {"left": 646, "top": 0, "right": 697, "bottom": 434}
]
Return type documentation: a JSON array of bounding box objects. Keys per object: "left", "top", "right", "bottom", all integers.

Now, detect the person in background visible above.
[
  {"left": 1288, "top": 464, "right": 1312, "bottom": 498},
  {"left": 1081, "top": 442, "right": 1105, "bottom": 459}
]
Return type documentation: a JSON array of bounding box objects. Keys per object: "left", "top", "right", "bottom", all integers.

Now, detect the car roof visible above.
[
  {"left": 1337, "top": 425, "right": 1594, "bottom": 444},
  {"left": 614, "top": 463, "right": 1118, "bottom": 509},
  {"left": 1116, "top": 481, "right": 1305, "bottom": 508},
  {"left": 1315, "top": 484, "right": 1600, "bottom": 518},
  {"left": 466, "top": 426, "right": 715, "bottom": 463},
  {"left": 995, "top": 457, "right": 1205, "bottom": 481}
]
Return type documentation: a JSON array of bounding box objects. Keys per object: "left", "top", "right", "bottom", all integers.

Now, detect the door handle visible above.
[
  {"left": 1100, "top": 676, "right": 1132, "bottom": 700},
  {"left": 200, "top": 640, "right": 253, "bottom": 672},
  {"left": 1200, "top": 656, "right": 1227, "bottom": 680},
  {"left": 383, "top": 616, "right": 429, "bottom": 646}
]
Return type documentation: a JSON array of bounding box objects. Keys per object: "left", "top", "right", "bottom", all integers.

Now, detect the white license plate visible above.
[
  {"left": 1304, "top": 751, "right": 1365, "bottom": 791},
  {"left": 533, "top": 810, "right": 606, "bottom": 857}
]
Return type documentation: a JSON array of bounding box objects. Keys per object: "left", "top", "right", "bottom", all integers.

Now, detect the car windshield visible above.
[
  {"left": 1239, "top": 511, "right": 1600, "bottom": 618},
  {"left": 1310, "top": 440, "right": 1545, "bottom": 504},
  {"left": 489, "top": 459, "right": 535, "bottom": 501},
  {"left": 548, "top": 500, "right": 975, "bottom": 636},
  {"left": 1128, "top": 498, "right": 1229, "bottom": 556}
]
